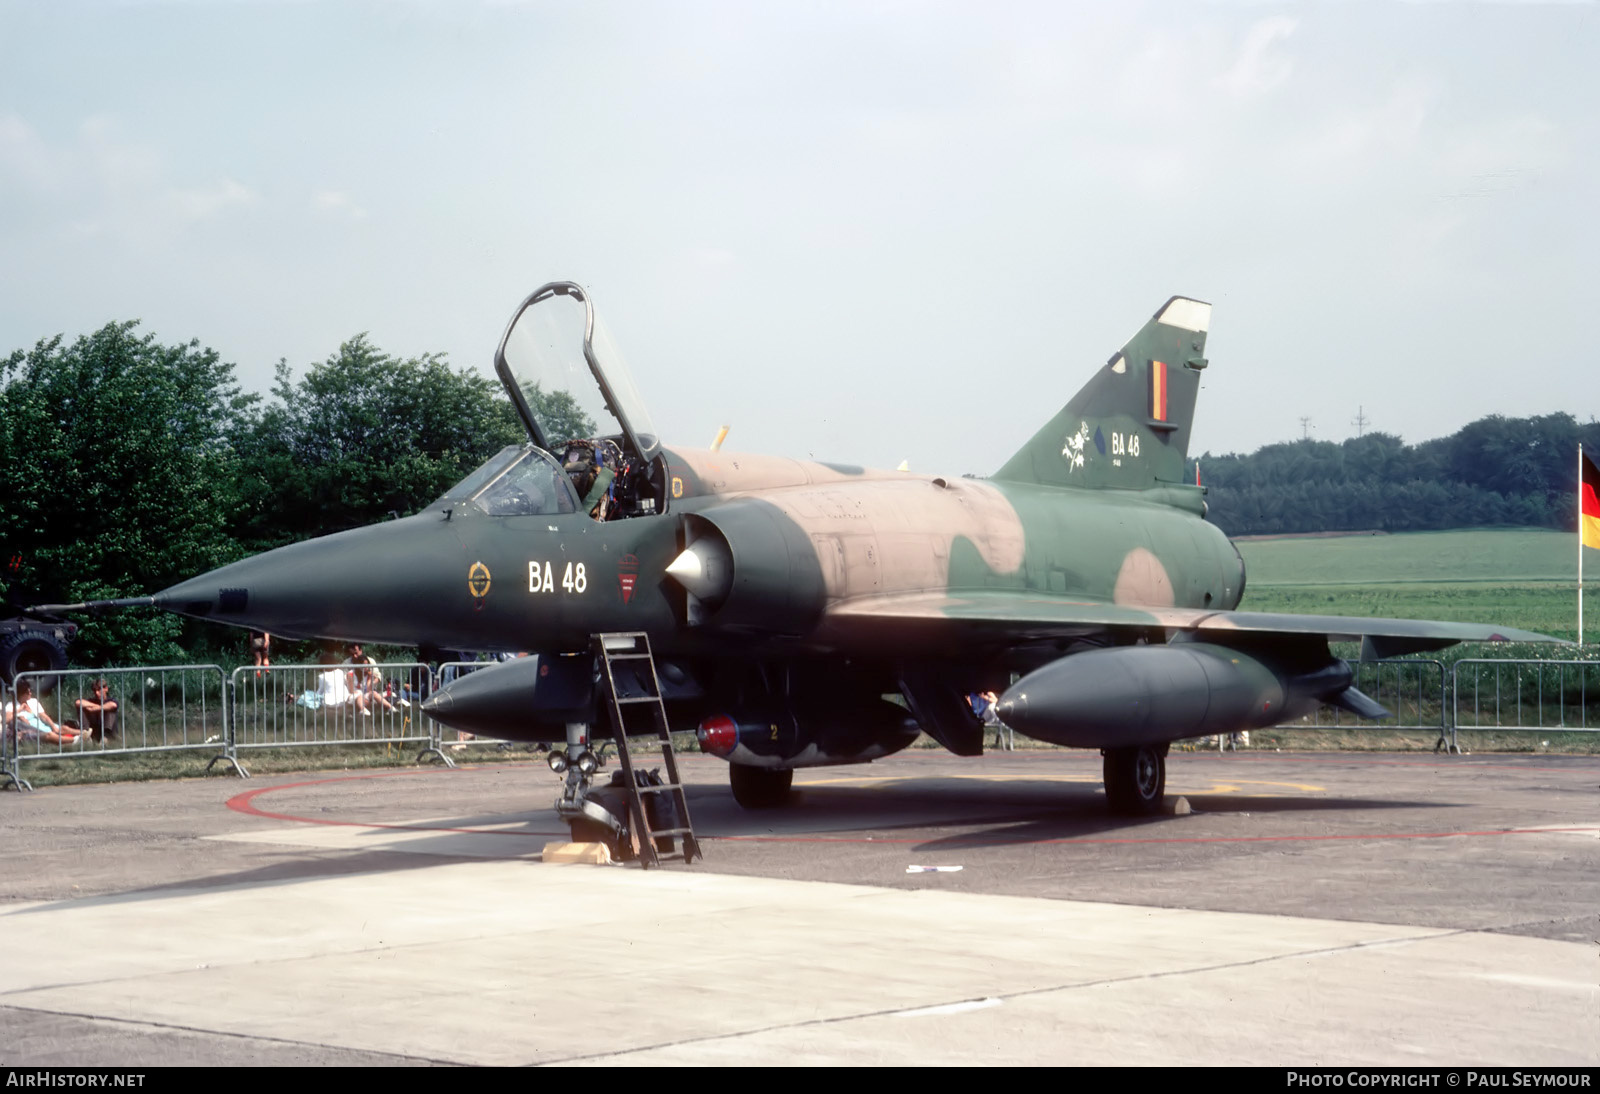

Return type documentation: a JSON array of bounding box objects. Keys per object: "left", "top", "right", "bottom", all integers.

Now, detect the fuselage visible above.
[{"left": 155, "top": 443, "right": 1245, "bottom": 664}]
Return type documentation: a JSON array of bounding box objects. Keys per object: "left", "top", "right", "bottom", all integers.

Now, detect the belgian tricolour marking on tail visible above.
[{"left": 994, "top": 296, "right": 1211, "bottom": 491}]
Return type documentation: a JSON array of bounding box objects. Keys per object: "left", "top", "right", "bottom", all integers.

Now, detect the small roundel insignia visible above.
[{"left": 467, "top": 561, "right": 492, "bottom": 598}]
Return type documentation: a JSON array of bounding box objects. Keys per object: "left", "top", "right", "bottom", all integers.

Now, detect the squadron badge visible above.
[
  {"left": 1060, "top": 421, "right": 1091, "bottom": 472},
  {"left": 617, "top": 553, "right": 640, "bottom": 605},
  {"left": 467, "top": 561, "right": 492, "bottom": 599}
]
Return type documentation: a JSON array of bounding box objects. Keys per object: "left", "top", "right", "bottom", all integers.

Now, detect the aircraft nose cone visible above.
[
  {"left": 157, "top": 579, "right": 249, "bottom": 620},
  {"left": 154, "top": 513, "right": 465, "bottom": 642}
]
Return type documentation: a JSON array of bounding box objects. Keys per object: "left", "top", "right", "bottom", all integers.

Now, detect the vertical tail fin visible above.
[{"left": 994, "top": 296, "right": 1210, "bottom": 490}]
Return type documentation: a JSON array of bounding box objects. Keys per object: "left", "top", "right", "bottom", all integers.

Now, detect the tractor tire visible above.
[{"left": 0, "top": 630, "right": 69, "bottom": 695}]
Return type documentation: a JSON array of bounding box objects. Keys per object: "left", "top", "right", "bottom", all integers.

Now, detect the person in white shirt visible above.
[
  {"left": 4, "top": 680, "right": 89, "bottom": 745},
  {"left": 316, "top": 654, "right": 370, "bottom": 716}
]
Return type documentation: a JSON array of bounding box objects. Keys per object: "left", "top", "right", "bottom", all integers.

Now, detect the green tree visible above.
[
  {"left": 521, "top": 382, "right": 598, "bottom": 447},
  {"left": 0, "top": 323, "right": 253, "bottom": 664},
  {"left": 1202, "top": 413, "right": 1600, "bottom": 536},
  {"left": 232, "top": 336, "right": 533, "bottom": 548}
]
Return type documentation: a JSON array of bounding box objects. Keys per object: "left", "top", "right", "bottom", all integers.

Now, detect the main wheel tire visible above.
[
  {"left": 0, "top": 630, "right": 69, "bottom": 695},
  {"left": 729, "top": 763, "right": 793, "bottom": 809},
  {"left": 1103, "top": 744, "right": 1166, "bottom": 816}
]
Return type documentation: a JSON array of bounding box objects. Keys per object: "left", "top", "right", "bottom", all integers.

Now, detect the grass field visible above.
[
  {"left": 1235, "top": 527, "right": 1583, "bottom": 585},
  {"left": 1236, "top": 528, "right": 1595, "bottom": 644}
]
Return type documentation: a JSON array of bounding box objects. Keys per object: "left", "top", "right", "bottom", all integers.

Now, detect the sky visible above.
[{"left": 2, "top": 1, "right": 1596, "bottom": 478}]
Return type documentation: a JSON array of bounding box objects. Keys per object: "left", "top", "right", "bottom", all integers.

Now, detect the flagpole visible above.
[{"left": 1580, "top": 442, "right": 1585, "bottom": 647}]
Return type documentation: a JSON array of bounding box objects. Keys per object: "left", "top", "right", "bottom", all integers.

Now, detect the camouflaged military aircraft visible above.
[{"left": 150, "top": 282, "right": 1556, "bottom": 826}]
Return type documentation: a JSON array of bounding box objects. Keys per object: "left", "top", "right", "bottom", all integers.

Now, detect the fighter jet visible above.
[{"left": 151, "top": 282, "right": 1555, "bottom": 826}]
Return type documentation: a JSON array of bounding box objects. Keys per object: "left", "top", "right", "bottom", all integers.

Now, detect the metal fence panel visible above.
[
  {"left": 1287, "top": 659, "right": 1447, "bottom": 731},
  {"left": 3, "top": 666, "right": 228, "bottom": 785},
  {"left": 229, "top": 662, "right": 434, "bottom": 752},
  {"left": 1, "top": 681, "right": 17, "bottom": 790},
  {"left": 1452, "top": 659, "right": 1600, "bottom": 734}
]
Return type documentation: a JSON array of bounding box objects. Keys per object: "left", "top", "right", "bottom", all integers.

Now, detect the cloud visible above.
[
  {"left": 1283, "top": 77, "right": 1438, "bottom": 180},
  {"left": 170, "top": 177, "right": 259, "bottom": 221},
  {"left": 1217, "top": 17, "right": 1298, "bottom": 97},
  {"left": 0, "top": 113, "right": 261, "bottom": 243},
  {"left": 686, "top": 246, "right": 737, "bottom": 270},
  {"left": 0, "top": 113, "right": 56, "bottom": 192},
  {"left": 312, "top": 189, "right": 369, "bottom": 220}
]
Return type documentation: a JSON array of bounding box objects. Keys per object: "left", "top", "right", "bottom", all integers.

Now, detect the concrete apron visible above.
[{"left": 0, "top": 826, "right": 1592, "bottom": 1067}]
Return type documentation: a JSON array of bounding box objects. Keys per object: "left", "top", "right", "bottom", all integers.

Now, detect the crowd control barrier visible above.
[
  {"left": 1449, "top": 658, "right": 1600, "bottom": 752},
  {"left": 2, "top": 665, "right": 229, "bottom": 791},
  {"left": 1290, "top": 658, "right": 1449, "bottom": 734},
  {"left": 226, "top": 661, "right": 445, "bottom": 773}
]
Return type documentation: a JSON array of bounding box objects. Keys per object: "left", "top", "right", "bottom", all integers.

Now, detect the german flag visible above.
[
  {"left": 1150, "top": 360, "right": 1168, "bottom": 421},
  {"left": 1584, "top": 450, "right": 1600, "bottom": 550}
]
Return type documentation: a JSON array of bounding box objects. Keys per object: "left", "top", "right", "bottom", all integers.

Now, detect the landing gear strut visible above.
[
  {"left": 729, "top": 763, "right": 793, "bottom": 809},
  {"left": 552, "top": 720, "right": 627, "bottom": 851},
  {"left": 1103, "top": 743, "right": 1166, "bottom": 816}
]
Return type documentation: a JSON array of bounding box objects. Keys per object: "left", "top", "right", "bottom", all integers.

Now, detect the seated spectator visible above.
[
  {"left": 72, "top": 678, "right": 120, "bottom": 742},
  {"left": 4, "top": 680, "right": 89, "bottom": 746},
  {"left": 343, "top": 643, "right": 404, "bottom": 712},
  {"left": 316, "top": 654, "right": 370, "bottom": 717}
]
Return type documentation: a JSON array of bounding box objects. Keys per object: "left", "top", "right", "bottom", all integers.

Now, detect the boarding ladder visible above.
[{"left": 592, "top": 632, "right": 702, "bottom": 868}]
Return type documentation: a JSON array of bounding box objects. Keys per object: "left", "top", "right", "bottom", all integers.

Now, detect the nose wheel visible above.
[{"left": 1103, "top": 744, "right": 1166, "bottom": 816}]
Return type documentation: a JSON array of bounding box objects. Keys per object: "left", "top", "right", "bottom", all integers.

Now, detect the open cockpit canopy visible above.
[{"left": 494, "top": 282, "right": 659, "bottom": 462}]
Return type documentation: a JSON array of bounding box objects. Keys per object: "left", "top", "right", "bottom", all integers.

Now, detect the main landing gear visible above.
[
  {"left": 728, "top": 763, "right": 793, "bottom": 809},
  {"left": 1107, "top": 742, "right": 1171, "bottom": 812},
  {"left": 1102, "top": 743, "right": 1167, "bottom": 816}
]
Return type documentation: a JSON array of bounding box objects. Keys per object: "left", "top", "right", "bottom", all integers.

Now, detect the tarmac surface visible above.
[{"left": 0, "top": 747, "right": 1596, "bottom": 1066}]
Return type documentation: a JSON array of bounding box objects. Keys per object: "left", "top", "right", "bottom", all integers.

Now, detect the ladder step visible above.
[{"left": 591, "top": 632, "right": 699, "bottom": 868}]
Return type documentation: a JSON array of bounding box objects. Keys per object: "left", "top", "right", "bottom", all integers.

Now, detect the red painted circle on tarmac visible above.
[{"left": 226, "top": 767, "right": 566, "bottom": 837}]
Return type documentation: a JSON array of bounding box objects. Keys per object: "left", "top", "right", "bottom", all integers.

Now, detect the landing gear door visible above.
[{"left": 493, "top": 282, "right": 661, "bottom": 464}]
